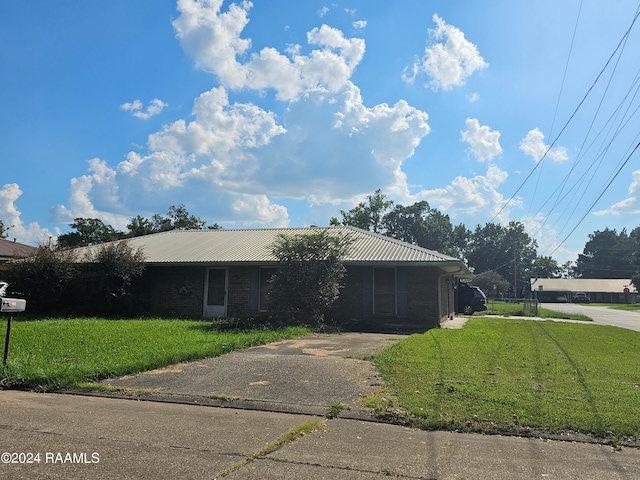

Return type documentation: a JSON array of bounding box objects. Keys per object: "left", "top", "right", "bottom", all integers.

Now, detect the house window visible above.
[
  {"left": 374, "top": 267, "right": 396, "bottom": 315},
  {"left": 259, "top": 267, "right": 277, "bottom": 311}
]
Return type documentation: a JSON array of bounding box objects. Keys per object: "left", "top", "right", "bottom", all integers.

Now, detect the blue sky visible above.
[{"left": 1, "top": 0, "right": 639, "bottom": 265}]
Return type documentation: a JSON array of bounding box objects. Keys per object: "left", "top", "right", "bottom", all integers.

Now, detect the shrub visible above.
[{"left": 267, "top": 230, "right": 352, "bottom": 328}]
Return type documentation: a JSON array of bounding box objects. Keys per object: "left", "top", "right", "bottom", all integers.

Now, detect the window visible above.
[
  {"left": 259, "top": 267, "right": 277, "bottom": 311},
  {"left": 374, "top": 267, "right": 396, "bottom": 315}
]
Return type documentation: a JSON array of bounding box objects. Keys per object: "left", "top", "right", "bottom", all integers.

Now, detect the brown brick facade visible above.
[{"left": 138, "top": 264, "right": 454, "bottom": 331}]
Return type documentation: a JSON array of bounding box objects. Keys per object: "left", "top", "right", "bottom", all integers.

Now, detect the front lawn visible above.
[
  {"left": 369, "top": 318, "right": 640, "bottom": 442},
  {"left": 589, "top": 303, "right": 640, "bottom": 311},
  {"left": 0, "top": 318, "right": 309, "bottom": 391}
]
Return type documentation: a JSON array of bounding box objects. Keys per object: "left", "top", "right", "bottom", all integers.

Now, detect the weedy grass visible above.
[
  {"left": 370, "top": 318, "right": 640, "bottom": 439},
  {"left": 0, "top": 318, "right": 309, "bottom": 391}
]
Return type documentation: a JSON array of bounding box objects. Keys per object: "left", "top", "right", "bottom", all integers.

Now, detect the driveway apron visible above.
[{"left": 101, "top": 333, "right": 405, "bottom": 417}]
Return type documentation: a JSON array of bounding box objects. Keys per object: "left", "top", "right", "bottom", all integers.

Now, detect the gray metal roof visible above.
[
  {"left": 78, "top": 226, "right": 470, "bottom": 274},
  {"left": 0, "top": 238, "right": 37, "bottom": 262},
  {"left": 530, "top": 278, "right": 636, "bottom": 293}
]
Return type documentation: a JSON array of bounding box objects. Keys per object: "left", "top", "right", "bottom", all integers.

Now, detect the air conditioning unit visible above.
[{"left": 1, "top": 297, "right": 26, "bottom": 313}]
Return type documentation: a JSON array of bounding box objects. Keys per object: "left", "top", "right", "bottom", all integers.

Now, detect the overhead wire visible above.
[{"left": 490, "top": 5, "right": 640, "bottom": 225}]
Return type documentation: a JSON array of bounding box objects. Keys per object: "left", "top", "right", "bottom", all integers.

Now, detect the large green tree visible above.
[
  {"left": 151, "top": 204, "right": 207, "bottom": 232},
  {"left": 330, "top": 189, "right": 393, "bottom": 233},
  {"left": 57, "top": 218, "right": 124, "bottom": 248},
  {"left": 466, "top": 221, "right": 538, "bottom": 296},
  {"left": 574, "top": 228, "right": 639, "bottom": 279}
]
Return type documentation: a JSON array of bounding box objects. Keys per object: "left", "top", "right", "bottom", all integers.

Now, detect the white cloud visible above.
[
  {"left": 0, "top": 183, "right": 54, "bottom": 245},
  {"left": 519, "top": 128, "right": 568, "bottom": 163},
  {"left": 353, "top": 20, "right": 367, "bottom": 29},
  {"left": 461, "top": 118, "right": 502, "bottom": 162},
  {"left": 319, "top": 6, "right": 329, "bottom": 18},
  {"left": 120, "top": 98, "right": 168, "bottom": 119},
  {"left": 412, "top": 164, "right": 517, "bottom": 223},
  {"left": 593, "top": 169, "right": 640, "bottom": 216},
  {"left": 403, "top": 14, "right": 488, "bottom": 91},
  {"left": 56, "top": 2, "right": 432, "bottom": 230},
  {"left": 173, "top": 1, "right": 365, "bottom": 101}
]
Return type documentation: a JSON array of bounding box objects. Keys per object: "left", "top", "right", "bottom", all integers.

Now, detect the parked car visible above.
[
  {"left": 572, "top": 292, "right": 590, "bottom": 303},
  {"left": 457, "top": 284, "right": 488, "bottom": 315},
  {"left": 556, "top": 295, "right": 568, "bottom": 302},
  {"left": 0, "top": 281, "right": 8, "bottom": 297}
]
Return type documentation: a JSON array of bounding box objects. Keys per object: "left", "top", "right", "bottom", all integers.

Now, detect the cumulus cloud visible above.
[
  {"left": 173, "top": 0, "right": 365, "bottom": 101},
  {"left": 412, "top": 164, "right": 516, "bottom": 223},
  {"left": 0, "top": 183, "right": 54, "bottom": 245},
  {"left": 56, "top": 1, "right": 432, "bottom": 230},
  {"left": 403, "top": 14, "right": 488, "bottom": 91},
  {"left": 519, "top": 128, "right": 568, "bottom": 163},
  {"left": 120, "top": 98, "right": 168, "bottom": 119},
  {"left": 461, "top": 118, "right": 502, "bottom": 162},
  {"left": 593, "top": 169, "right": 640, "bottom": 216}
]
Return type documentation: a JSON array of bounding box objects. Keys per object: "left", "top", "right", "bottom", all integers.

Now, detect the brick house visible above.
[{"left": 95, "top": 227, "right": 471, "bottom": 331}]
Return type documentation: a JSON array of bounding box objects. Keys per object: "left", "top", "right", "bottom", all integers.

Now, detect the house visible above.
[
  {"left": 90, "top": 227, "right": 472, "bottom": 331},
  {"left": 530, "top": 278, "right": 637, "bottom": 304},
  {"left": 0, "top": 238, "right": 37, "bottom": 264}
]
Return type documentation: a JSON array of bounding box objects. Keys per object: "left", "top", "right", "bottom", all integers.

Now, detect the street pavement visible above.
[
  {"left": 2, "top": 390, "right": 640, "bottom": 479},
  {"left": 1, "top": 331, "right": 640, "bottom": 478},
  {"left": 540, "top": 302, "right": 640, "bottom": 332}
]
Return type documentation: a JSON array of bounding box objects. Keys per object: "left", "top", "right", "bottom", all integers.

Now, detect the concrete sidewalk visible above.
[{"left": 2, "top": 390, "right": 639, "bottom": 479}]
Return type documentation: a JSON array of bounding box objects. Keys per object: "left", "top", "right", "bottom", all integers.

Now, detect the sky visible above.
[{"left": 1, "top": 0, "right": 639, "bottom": 265}]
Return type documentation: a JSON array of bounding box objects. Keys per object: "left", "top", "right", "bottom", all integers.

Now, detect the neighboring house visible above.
[
  {"left": 530, "top": 278, "right": 637, "bottom": 304},
  {"left": 82, "top": 227, "right": 472, "bottom": 331},
  {"left": 0, "top": 238, "right": 37, "bottom": 264}
]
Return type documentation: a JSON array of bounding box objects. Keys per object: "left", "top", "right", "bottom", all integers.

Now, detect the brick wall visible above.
[{"left": 140, "top": 266, "right": 206, "bottom": 318}]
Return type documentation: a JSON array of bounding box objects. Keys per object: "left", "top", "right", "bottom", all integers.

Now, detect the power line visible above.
[{"left": 491, "top": 6, "right": 640, "bottom": 224}]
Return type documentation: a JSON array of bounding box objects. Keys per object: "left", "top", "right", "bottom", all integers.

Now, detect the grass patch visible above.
[
  {"left": 590, "top": 303, "right": 640, "bottom": 311},
  {"left": 484, "top": 300, "right": 592, "bottom": 321},
  {"left": 0, "top": 317, "right": 309, "bottom": 391},
  {"left": 370, "top": 318, "right": 640, "bottom": 440}
]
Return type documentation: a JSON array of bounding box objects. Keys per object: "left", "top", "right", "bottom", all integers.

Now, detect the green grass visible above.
[
  {"left": 589, "top": 303, "right": 640, "bottom": 311},
  {"left": 370, "top": 318, "right": 640, "bottom": 440},
  {"left": 0, "top": 318, "right": 309, "bottom": 391},
  {"left": 484, "top": 300, "right": 592, "bottom": 321}
]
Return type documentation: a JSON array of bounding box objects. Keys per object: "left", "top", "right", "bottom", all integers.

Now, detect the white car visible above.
[{"left": 0, "top": 281, "right": 8, "bottom": 297}]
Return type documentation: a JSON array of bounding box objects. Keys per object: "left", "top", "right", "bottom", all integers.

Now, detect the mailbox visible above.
[{"left": 1, "top": 297, "right": 26, "bottom": 313}]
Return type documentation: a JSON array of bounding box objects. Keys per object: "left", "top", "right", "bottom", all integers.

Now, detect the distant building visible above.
[
  {"left": 0, "top": 238, "right": 37, "bottom": 264},
  {"left": 530, "top": 278, "right": 637, "bottom": 304}
]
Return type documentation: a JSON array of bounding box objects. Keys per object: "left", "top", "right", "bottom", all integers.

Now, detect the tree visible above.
[
  {"left": 151, "top": 204, "right": 206, "bottom": 232},
  {"left": 267, "top": 230, "right": 352, "bottom": 328},
  {"left": 77, "top": 241, "right": 146, "bottom": 315},
  {"left": 574, "top": 228, "right": 639, "bottom": 278},
  {"left": 472, "top": 270, "right": 510, "bottom": 298},
  {"left": 4, "top": 244, "right": 78, "bottom": 313},
  {"left": 466, "top": 221, "right": 538, "bottom": 296},
  {"left": 57, "top": 218, "right": 124, "bottom": 248},
  {"left": 530, "top": 255, "right": 560, "bottom": 278},
  {"left": 330, "top": 189, "right": 393, "bottom": 233},
  {"left": 0, "top": 219, "right": 8, "bottom": 238},
  {"left": 126, "top": 215, "right": 155, "bottom": 237}
]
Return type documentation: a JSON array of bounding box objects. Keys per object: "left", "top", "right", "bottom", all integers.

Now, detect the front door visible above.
[{"left": 205, "top": 268, "right": 227, "bottom": 317}]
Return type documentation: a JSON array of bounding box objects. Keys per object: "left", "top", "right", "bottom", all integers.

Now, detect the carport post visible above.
[{"left": 3, "top": 315, "right": 12, "bottom": 365}]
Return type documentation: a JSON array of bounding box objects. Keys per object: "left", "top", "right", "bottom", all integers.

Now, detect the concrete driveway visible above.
[
  {"left": 541, "top": 302, "right": 640, "bottom": 332},
  {"left": 101, "top": 332, "right": 405, "bottom": 417}
]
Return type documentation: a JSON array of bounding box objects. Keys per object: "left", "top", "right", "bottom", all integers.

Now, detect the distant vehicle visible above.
[
  {"left": 572, "top": 292, "right": 590, "bottom": 303},
  {"left": 457, "top": 284, "right": 487, "bottom": 315},
  {"left": 556, "top": 295, "right": 568, "bottom": 303}
]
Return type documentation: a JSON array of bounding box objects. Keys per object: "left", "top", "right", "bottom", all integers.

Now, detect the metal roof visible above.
[
  {"left": 530, "top": 278, "right": 636, "bottom": 293},
  {"left": 77, "top": 226, "right": 471, "bottom": 274},
  {"left": 0, "top": 238, "right": 37, "bottom": 262}
]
